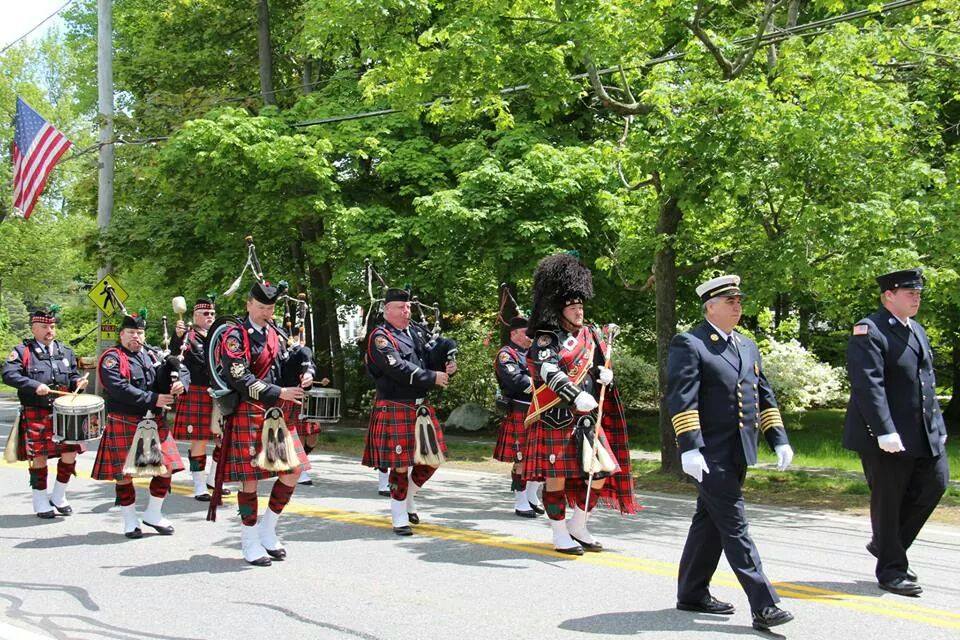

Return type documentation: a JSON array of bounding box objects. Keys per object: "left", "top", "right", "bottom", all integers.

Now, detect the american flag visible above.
[{"left": 11, "top": 97, "right": 72, "bottom": 220}]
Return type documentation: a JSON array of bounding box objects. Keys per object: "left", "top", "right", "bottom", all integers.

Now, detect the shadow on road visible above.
[{"left": 560, "top": 608, "right": 778, "bottom": 637}]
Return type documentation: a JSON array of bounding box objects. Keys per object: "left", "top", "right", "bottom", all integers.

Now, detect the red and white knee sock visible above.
[
  {"left": 543, "top": 489, "right": 577, "bottom": 550},
  {"left": 189, "top": 454, "right": 208, "bottom": 496},
  {"left": 29, "top": 465, "right": 50, "bottom": 514},
  {"left": 116, "top": 483, "right": 139, "bottom": 533},
  {"left": 260, "top": 481, "right": 295, "bottom": 552},
  {"left": 50, "top": 460, "right": 75, "bottom": 508},
  {"left": 143, "top": 476, "right": 172, "bottom": 526},
  {"left": 512, "top": 472, "right": 531, "bottom": 511},
  {"left": 567, "top": 491, "right": 600, "bottom": 543}
]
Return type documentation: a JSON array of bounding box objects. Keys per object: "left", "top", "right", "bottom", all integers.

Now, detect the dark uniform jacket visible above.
[
  {"left": 99, "top": 345, "right": 190, "bottom": 416},
  {"left": 526, "top": 325, "right": 604, "bottom": 429},
  {"left": 495, "top": 342, "right": 532, "bottom": 406},
  {"left": 366, "top": 322, "right": 439, "bottom": 401},
  {"left": 220, "top": 318, "right": 315, "bottom": 407},
  {"left": 843, "top": 308, "right": 946, "bottom": 458},
  {"left": 666, "top": 321, "right": 788, "bottom": 466},
  {"left": 3, "top": 339, "right": 82, "bottom": 408},
  {"left": 170, "top": 329, "right": 210, "bottom": 386}
]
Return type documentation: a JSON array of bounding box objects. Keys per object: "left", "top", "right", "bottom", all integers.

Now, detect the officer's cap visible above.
[
  {"left": 876, "top": 268, "right": 924, "bottom": 292},
  {"left": 385, "top": 288, "right": 411, "bottom": 303},
  {"left": 120, "top": 313, "right": 147, "bottom": 331},
  {"left": 696, "top": 275, "right": 742, "bottom": 302},
  {"left": 29, "top": 306, "right": 59, "bottom": 325},
  {"left": 249, "top": 281, "right": 281, "bottom": 305},
  {"left": 508, "top": 316, "right": 529, "bottom": 330}
]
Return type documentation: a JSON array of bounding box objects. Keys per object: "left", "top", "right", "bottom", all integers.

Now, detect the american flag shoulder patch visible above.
[{"left": 853, "top": 324, "right": 869, "bottom": 336}]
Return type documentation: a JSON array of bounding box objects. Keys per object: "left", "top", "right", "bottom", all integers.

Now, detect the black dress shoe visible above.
[
  {"left": 752, "top": 606, "right": 794, "bottom": 630},
  {"left": 36, "top": 510, "right": 57, "bottom": 519},
  {"left": 866, "top": 541, "right": 918, "bottom": 581},
  {"left": 49, "top": 501, "right": 73, "bottom": 516},
  {"left": 265, "top": 547, "right": 286, "bottom": 560},
  {"left": 570, "top": 535, "right": 603, "bottom": 552},
  {"left": 677, "top": 595, "right": 735, "bottom": 615},
  {"left": 247, "top": 556, "right": 272, "bottom": 567},
  {"left": 393, "top": 526, "right": 413, "bottom": 536},
  {"left": 879, "top": 577, "right": 922, "bottom": 596},
  {"left": 378, "top": 490, "right": 391, "bottom": 497},
  {"left": 555, "top": 545, "right": 584, "bottom": 556},
  {"left": 194, "top": 494, "right": 211, "bottom": 503},
  {"left": 530, "top": 503, "right": 545, "bottom": 515},
  {"left": 125, "top": 528, "right": 143, "bottom": 539},
  {"left": 298, "top": 479, "right": 314, "bottom": 486},
  {"left": 514, "top": 509, "right": 537, "bottom": 519},
  {"left": 408, "top": 513, "right": 420, "bottom": 525},
  {"left": 143, "top": 521, "right": 175, "bottom": 535},
  {"left": 209, "top": 485, "right": 231, "bottom": 496}
]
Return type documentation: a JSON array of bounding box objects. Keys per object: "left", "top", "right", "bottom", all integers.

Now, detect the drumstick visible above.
[
  {"left": 73, "top": 373, "right": 89, "bottom": 397},
  {"left": 48, "top": 389, "right": 79, "bottom": 397}
]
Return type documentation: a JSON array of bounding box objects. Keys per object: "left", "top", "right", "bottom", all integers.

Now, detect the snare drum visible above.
[
  {"left": 52, "top": 394, "right": 106, "bottom": 443},
  {"left": 301, "top": 387, "right": 341, "bottom": 424}
]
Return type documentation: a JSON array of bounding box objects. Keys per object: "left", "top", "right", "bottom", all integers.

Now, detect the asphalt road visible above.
[{"left": 1, "top": 399, "right": 958, "bottom": 640}]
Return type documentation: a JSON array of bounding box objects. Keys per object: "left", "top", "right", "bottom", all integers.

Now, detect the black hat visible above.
[
  {"left": 385, "top": 288, "right": 411, "bottom": 303},
  {"left": 528, "top": 253, "right": 593, "bottom": 332},
  {"left": 876, "top": 268, "right": 924, "bottom": 292},
  {"left": 508, "top": 316, "right": 529, "bottom": 330},
  {"left": 194, "top": 295, "right": 216, "bottom": 311},
  {"left": 29, "top": 305, "right": 60, "bottom": 325},
  {"left": 249, "top": 281, "right": 281, "bottom": 305},
  {"left": 120, "top": 311, "right": 147, "bottom": 330}
]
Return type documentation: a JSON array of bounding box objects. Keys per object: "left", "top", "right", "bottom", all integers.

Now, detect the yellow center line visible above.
[{"left": 4, "top": 461, "right": 960, "bottom": 630}]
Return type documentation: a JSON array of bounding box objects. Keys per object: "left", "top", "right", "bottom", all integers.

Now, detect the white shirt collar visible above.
[
  {"left": 248, "top": 318, "right": 266, "bottom": 333},
  {"left": 706, "top": 321, "right": 733, "bottom": 342}
]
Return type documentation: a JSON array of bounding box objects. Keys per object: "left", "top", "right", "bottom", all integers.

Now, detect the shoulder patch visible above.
[
  {"left": 538, "top": 349, "right": 551, "bottom": 360},
  {"left": 230, "top": 361, "right": 247, "bottom": 378},
  {"left": 225, "top": 334, "right": 243, "bottom": 355},
  {"left": 103, "top": 355, "right": 119, "bottom": 369},
  {"left": 6, "top": 349, "right": 18, "bottom": 362},
  {"left": 536, "top": 334, "right": 552, "bottom": 347},
  {"left": 374, "top": 335, "right": 389, "bottom": 349},
  {"left": 386, "top": 354, "right": 397, "bottom": 366},
  {"left": 499, "top": 351, "right": 510, "bottom": 363},
  {"left": 852, "top": 324, "right": 869, "bottom": 336}
]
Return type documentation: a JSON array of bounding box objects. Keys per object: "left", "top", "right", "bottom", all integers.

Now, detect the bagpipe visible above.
[{"left": 577, "top": 323, "right": 621, "bottom": 495}]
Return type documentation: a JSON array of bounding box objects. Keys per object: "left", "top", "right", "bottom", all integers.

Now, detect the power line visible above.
[
  {"left": 290, "top": 0, "right": 927, "bottom": 128},
  {"left": 0, "top": 0, "right": 75, "bottom": 54}
]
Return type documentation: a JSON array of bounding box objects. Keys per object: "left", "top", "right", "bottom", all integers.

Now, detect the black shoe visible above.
[
  {"left": 408, "top": 513, "right": 420, "bottom": 525},
  {"left": 555, "top": 545, "right": 584, "bottom": 556},
  {"left": 125, "top": 528, "right": 143, "bottom": 539},
  {"left": 514, "top": 509, "right": 537, "bottom": 519},
  {"left": 36, "top": 510, "right": 57, "bottom": 520},
  {"left": 677, "top": 595, "right": 735, "bottom": 615},
  {"left": 298, "top": 479, "right": 313, "bottom": 486},
  {"left": 570, "top": 535, "right": 603, "bottom": 552},
  {"left": 265, "top": 547, "right": 286, "bottom": 560},
  {"left": 49, "top": 501, "right": 73, "bottom": 516},
  {"left": 752, "top": 606, "right": 794, "bottom": 630},
  {"left": 247, "top": 556, "right": 272, "bottom": 567},
  {"left": 378, "top": 490, "right": 391, "bottom": 497},
  {"left": 209, "top": 485, "right": 231, "bottom": 496},
  {"left": 530, "top": 503, "right": 545, "bottom": 515},
  {"left": 393, "top": 526, "right": 413, "bottom": 536},
  {"left": 143, "top": 520, "right": 175, "bottom": 535},
  {"left": 867, "top": 541, "right": 918, "bottom": 581},
  {"left": 194, "top": 494, "right": 211, "bottom": 503},
  {"left": 879, "top": 577, "right": 923, "bottom": 596}
]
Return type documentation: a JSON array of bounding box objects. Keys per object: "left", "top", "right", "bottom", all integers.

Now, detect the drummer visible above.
[{"left": 3, "top": 307, "right": 89, "bottom": 518}]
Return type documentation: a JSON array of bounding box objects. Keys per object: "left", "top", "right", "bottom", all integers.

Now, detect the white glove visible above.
[
  {"left": 573, "top": 391, "right": 599, "bottom": 413},
  {"left": 775, "top": 444, "right": 794, "bottom": 471},
  {"left": 878, "top": 432, "right": 906, "bottom": 453},
  {"left": 597, "top": 366, "right": 613, "bottom": 385},
  {"left": 681, "top": 449, "right": 710, "bottom": 483},
  {"left": 940, "top": 434, "right": 947, "bottom": 448}
]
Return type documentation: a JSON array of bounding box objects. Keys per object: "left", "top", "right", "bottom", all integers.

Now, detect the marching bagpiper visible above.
[
  {"left": 91, "top": 311, "right": 189, "bottom": 538},
  {"left": 2, "top": 306, "right": 88, "bottom": 518},
  {"left": 522, "top": 253, "right": 637, "bottom": 554},
  {"left": 361, "top": 288, "right": 457, "bottom": 536},
  {"left": 170, "top": 297, "right": 227, "bottom": 502}
]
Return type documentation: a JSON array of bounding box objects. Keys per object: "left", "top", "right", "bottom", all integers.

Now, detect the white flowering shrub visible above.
[{"left": 760, "top": 337, "right": 847, "bottom": 412}]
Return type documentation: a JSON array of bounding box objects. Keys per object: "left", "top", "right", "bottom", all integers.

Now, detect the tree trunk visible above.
[
  {"left": 798, "top": 303, "right": 812, "bottom": 347},
  {"left": 655, "top": 194, "right": 682, "bottom": 473},
  {"left": 256, "top": 0, "right": 275, "bottom": 106}
]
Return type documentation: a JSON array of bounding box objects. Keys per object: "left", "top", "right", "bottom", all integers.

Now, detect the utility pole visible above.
[{"left": 94, "top": 0, "right": 113, "bottom": 390}]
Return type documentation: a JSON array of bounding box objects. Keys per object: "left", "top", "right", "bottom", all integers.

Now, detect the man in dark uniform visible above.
[
  {"left": 493, "top": 315, "right": 542, "bottom": 517},
  {"left": 361, "top": 288, "right": 456, "bottom": 536},
  {"left": 844, "top": 268, "right": 949, "bottom": 597},
  {"left": 214, "top": 281, "right": 313, "bottom": 566},
  {"left": 92, "top": 312, "right": 188, "bottom": 538},
  {"left": 667, "top": 274, "right": 794, "bottom": 631},
  {"left": 523, "top": 253, "right": 637, "bottom": 555},
  {"left": 3, "top": 307, "right": 88, "bottom": 518},
  {"left": 170, "top": 297, "right": 225, "bottom": 501}
]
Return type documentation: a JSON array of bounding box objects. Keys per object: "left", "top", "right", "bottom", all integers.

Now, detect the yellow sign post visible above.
[{"left": 87, "top": 274, "right": 128, "bottom": 316}]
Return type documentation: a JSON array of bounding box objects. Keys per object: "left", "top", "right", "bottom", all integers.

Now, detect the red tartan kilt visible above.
[
  {"left": 362, "top": 399, "right": 446, "bottom": 469},
  {"left": 172, "top": 386, "right": 216, "bottom": 440},
  {"left": 522, "top": 419, "right": 582, "bottom": 480},
  {"left": 492, "top": 405, "right": 527, "bottom": 463},
  {"left": 20, "top": 406, "right": 86, "bottom": 459},
  {"left": 91, "top": 413, "right": 184, "bottom": 481},
  {"left": 279, "top": 399, "right": 322, "bottom": 437},
  {"left": 222, "top": 402, "right": 310, "bottom": 482}
]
